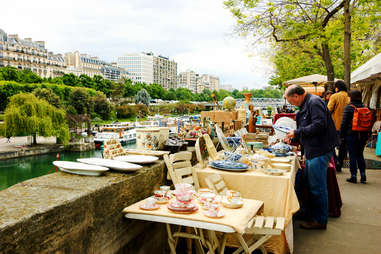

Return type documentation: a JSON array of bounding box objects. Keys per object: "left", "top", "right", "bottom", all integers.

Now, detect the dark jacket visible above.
[
  {"left": 340, "top": 101, "right": 371, "bottom": 138},
  {"left": 294, "top": 93, "right": 338, "bottom": 160}
]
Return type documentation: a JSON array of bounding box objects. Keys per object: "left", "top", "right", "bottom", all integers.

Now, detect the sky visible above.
[{"left": 1, "top": 0, "right": 274, "bottom": 90}]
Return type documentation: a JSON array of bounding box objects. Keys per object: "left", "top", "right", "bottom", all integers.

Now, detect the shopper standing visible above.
[
  {"left": 284, "top": 85, "right": 338, "bottom": 229},
  {"left": 328, "top": 80, "right": 349, "bottom": 172},
  {"left": 340, "top": 90, "right": 371, "bottom": 184}
]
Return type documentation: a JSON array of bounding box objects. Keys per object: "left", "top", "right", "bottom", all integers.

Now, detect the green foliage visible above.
[
  {"left": 69, "top": 88, "right": 93, "bottom": 115},
  {"left": 175, "top": 87, "right": 193, "bottom": 101},
  {"left": 33, "top": 88, "right": 61, "bottom": 108},
  {"left": 0, "top": 80, "right": 98, "bottom": 111},
  {"left": 116, "top": 104, "right": 149, "bottom": 119},
  {"left": 225, "top": 0, "right": 381, "bottom": 86},
  {"left": 93, "top": 93, "right": 113, "bottom": 120},
  {"left": 3, "top": 93, "right": 69, "bottom": 144},
  {"left": 0, "top": 66, "right": 20, "bottom": 81},
  {"left": 19, "top": 69, "right": 42, "bottom": 83},
  {"left": 0, "top": 123, "right": 4, "bottom": 137},
  {"left": 134, "top": 88, "right": 151, "bottom": 106}
]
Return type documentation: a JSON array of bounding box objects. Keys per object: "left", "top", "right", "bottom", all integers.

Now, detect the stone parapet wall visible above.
[{"left": 0, "top": 161, "right": 168, "bottom": 253}]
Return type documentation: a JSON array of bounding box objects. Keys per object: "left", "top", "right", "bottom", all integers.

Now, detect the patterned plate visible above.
[{"left": 209, "top": 160, "right": 249, "bottom": 172}]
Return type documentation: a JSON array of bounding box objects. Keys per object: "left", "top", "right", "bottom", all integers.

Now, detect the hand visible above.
[{"left": 286, "top": 130, "right": 295, "bottom": 139}]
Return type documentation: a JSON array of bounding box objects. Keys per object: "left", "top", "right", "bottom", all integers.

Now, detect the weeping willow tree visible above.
[{"left": 3, "top": 93, "right": 70, "bottom": 145}]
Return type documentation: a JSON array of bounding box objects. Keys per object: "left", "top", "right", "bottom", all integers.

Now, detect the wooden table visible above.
[
  {"left": 196, "top": 156, "right": 300, "bottom": 254},
  {"left": 123, "top": 197, "right": 264, "bottom": 254}
]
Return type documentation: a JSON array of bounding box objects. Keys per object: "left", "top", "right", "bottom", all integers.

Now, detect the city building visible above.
[
  {"left": 117, "top": 52, "right": 154, "bottom": 84},
  {"left": 153, "top": 54, "right": 177, "bottom": 90},
  {"left": 0, "top": 28, "right": 65, "bottom": 78},
  {"left": 117, "top": 52, "right": 177, "bottom": 89},
  {"left": 177, "top": 70, "right": 197, "bottom": 93},
  {"left": 65, "top": 51, "right": 125, "bottom": 81},
  {"left": 199, "top": 74, "right": 219, "bottom": 92}
]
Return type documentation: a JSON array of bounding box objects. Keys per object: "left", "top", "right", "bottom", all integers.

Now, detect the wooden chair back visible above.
[
  {"left": 204, "top": 174, "right": 228, "bottom": 195},
  {"left": 164, "top": 151, "right": 200, "bottom": 191},
  {"left": 202, "top": 134, "right": 219, "bottom": 160}
]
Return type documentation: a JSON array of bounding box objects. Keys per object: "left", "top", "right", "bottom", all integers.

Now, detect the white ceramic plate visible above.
[
  {"left": 77, "top": 158, "right": 142, "bottom": 172},
  {"left": 271, "top": 163, "right": 291, "bottom": 170},
  {"left": 114, "top": 155, "right": 159, "bottom": 164},
  {"left": 264, "top": 168, "right": 286, "bottom": 176},
  {"left": 273, "top": 117, "right": 297, "bottom": 140},
  {"left": 271, "top": 158, "right": 291, "bottom": 163},
  {"left": 53, "top": 161, "right": 109, "bottom": 176}
]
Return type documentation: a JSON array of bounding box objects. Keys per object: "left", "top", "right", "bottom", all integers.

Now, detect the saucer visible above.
[
  {"left": 139, "top": 204, "right": 160, "bottom": 210},
  {"left": 203, "top": 210, "right": 225, "bottom": 218},
  {"left": 221, "top": 197, "right": 244, "bottom": 209}
]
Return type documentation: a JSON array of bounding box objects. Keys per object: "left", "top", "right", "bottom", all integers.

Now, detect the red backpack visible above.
[{"left": 350, "top": 105, "right": 373, "bottom": 132}]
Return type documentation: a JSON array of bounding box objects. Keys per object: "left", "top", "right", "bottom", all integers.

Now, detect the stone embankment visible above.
[
  {"left": 0, "top": 160, "right": 168, "bottom": 253},
  {"left": 0, "top": 136, "right": 94, "bottom": 160}
]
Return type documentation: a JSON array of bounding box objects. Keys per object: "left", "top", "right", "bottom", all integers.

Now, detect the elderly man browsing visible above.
[{"left": 284, "top": 85, "right": 338, "bottom": 229}]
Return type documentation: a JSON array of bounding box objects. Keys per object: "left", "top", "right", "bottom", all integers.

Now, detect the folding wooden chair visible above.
[
  {"left": 204, "top": 174, "right": 228, "bottom": 195},
  {"left": 228, "top": 216, "right": 285, "bottom": 254},
  {"left": 164, "top": 152, "right": 217, "bottom": 254}
]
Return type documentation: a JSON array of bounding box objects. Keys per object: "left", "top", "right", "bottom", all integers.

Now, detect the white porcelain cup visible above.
[{"left": 145, "top": 197, "right": 156, "bottom": 208}]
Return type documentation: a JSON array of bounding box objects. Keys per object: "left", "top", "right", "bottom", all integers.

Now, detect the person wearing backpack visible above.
[{"left": 340, "top": 89, "right": 372, "bottom": 184}]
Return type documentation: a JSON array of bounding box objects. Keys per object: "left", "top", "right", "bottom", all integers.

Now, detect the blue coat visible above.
[{"left": 294, "top": 93, "right": 338, "bottom": 159}]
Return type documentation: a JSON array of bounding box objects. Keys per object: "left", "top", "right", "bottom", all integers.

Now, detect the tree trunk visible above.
[
  {"left": 344, "top": 0, "right": 351, "bottom": 89},
  {"left": 321, "top": 42, "right": 335, "bottom": 91},
  {"left": 32, "top": 133, "right": 37, "bottom": 145}
]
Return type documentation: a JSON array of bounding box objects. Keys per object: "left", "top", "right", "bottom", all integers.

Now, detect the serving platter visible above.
[
  {"left": 77, "top": 158, "right": 142, "bottom": 172},
  {"left": 167, "top": 203, "right": 199, "bottom": 214},
  {"left": 271, "top": 163, "right": 292, "bottom": 171},
  {"left": 209, "top": 160, "right": 249, "bottom": 172},
  {"left": 53, "top": 161, "right": 109, "bottom": 176},
  {"left": 114, "top": 155, "right": 159, "bottom": 164}
]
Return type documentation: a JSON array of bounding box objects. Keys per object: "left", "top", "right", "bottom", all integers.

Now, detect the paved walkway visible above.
[
  {"left": 294, "top": 165, "right": 381, "bottom": 253},
  {"left": 0, "top": 136, "right": 57, "bottom": 152}
]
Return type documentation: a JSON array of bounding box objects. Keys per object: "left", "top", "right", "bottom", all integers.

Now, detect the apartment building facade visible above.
[
  {"left": 153, "top": 54, "right": 177, "bottom": 90},
  {"left": 65, "top": 51, "right": 124, "bottom": 81},
  {"left": 117, "top": 52, "right": 154, "bottom": 84},
  {"left": 117, "top": 52, "right": 177, "bottom": 89},
  {"left": 177, "top": 70, "right": 197, "bottom": 93},
  {"left": 0, "top": 28, "right": 65, "bottom": 78}
]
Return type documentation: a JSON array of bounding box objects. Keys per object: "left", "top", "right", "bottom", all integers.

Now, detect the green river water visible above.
[{"left": 0, "top": 144, "right": 136, "bottom": 191}]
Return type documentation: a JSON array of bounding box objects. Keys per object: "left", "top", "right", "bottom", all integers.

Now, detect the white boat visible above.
[
  {"left": 77, "top": 158, "right": 142, "bottom": 172},
  {"left": 114, "top": 155, "right": 159, "bottom": 164},
  {"left": 123, "top": 129, "right": 136, "bottom": 144},
  {"left": 53, "top": 161, "right": 109, "bottom": 176}
]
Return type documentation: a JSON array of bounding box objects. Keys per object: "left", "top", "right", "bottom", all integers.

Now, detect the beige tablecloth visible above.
[
  {"left": 197, "top": 156, "right": 300, "bottom": 254},
  {"left": 123, "top": 197, "right": 264, "bottom": 234}
]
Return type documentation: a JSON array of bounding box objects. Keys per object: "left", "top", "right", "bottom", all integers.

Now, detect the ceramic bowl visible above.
[{"left": 270, "top": 142, "right": 292, "bottom": 155}]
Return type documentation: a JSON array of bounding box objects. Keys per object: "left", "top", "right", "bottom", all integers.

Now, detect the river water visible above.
[{"left": 0, "top": 144, "right": 136, "bottom": 191}]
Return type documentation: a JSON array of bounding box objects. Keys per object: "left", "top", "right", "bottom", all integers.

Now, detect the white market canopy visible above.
[
  {"left": 283, "top": 74, "right": 339, "bottom": 95},
  {"left": 283, "top": 74, "right": 339, "bottom": 86},
  {"left": 351, "top": 53, "right": 381, "bottom": 84}
]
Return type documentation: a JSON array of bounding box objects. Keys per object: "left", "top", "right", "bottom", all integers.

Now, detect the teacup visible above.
[
  {"left": 145, "top": 197, "right": 156, "bottom": 208},
  {"left": 208, "top": 204, "right": 220, "bottom": 217},
  {"left": 230, "top": 197, "right": 242, "bottom": 204}
]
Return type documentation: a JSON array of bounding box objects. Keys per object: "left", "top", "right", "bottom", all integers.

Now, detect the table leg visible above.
[
  {"left": 219, "top": 233, "right": 227, "bottom": 254},
  {"left": 166, "top": 224, "right": 177, "bottom": 254}
]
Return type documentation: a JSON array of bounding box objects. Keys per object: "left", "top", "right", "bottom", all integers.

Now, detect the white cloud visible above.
[{"left": 0, "top": 0, "right": 273, "bottom": 89}]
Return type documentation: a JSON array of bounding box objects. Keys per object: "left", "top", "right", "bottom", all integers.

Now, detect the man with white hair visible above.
[{"left": 284, "top": 85, "right": 338, "bottom": 229}]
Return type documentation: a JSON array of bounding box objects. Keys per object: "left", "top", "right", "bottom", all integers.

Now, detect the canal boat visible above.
[
  {"left": 77, "top": 158, "right": 142, "bottom": 172},
  {"left": 53, "top": 161, "right": 109, "bottom": 176}
]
